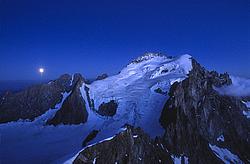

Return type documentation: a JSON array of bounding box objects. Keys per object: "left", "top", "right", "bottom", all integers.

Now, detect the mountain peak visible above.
[{"left": 130, "top": 52, "right": 167, "bottom": 64}]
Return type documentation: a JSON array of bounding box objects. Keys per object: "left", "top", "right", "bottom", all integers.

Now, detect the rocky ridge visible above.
[
  {"left": 96, "top": 73, "right": 108, "bottom": 81},
  {"left": 47, "top": 74, "right": 89, "bottom": 125},
  {"left": 73, "top": 125, "right": 173, "bottom": 164},
  {"left": 0, "top": 74, "right": 73, "bottom": 123},
  {"left": 160, "top": 59, "right": 250, "bottom": 163}
]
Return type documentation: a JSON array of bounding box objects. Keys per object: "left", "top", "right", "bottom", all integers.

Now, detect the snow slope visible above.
[{"left": 0, "top": 53, "right": 193, "bottom": 164}]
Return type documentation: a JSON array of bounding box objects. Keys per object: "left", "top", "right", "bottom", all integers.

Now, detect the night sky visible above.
[{"left": 0, "top": 0, "right": 249, "bottom": 80}]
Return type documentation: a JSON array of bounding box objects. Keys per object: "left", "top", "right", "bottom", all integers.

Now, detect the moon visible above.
[{"left": 39, "top": 68, "right": 44, "bottom": 74}]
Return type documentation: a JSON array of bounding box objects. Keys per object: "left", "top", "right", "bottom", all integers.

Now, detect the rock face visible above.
[
  {"left": 97, "top": 100, "right": 118, "bottom": 117},
  {"left": 154, "top": 88, "right": 167, "bottom": 95},
  {"left": 130, "top": 52, "right": 165, "bottom": 64},
  {"left": 96, "top": 73, "right": 108, "bottom": 81},
  {"left": 84, "top": 85, "right": 94, "bottom": 109},
  {"left": 160, "top": 59, "right": 250, "bottom": 163},
  {"left": 47, "top": 74, "right": 88, "bottom": 125},
  {"left": 0, "top": 74, "right": 73, "bottom": 123},
  {"left": 82, "top": 130, "right": 99, "bottom": 147},
  {"left": 74, "top": 125, "right": 173, "bottom": 164},
  {"left": 242, "top": 96, "right": 250, "bottom": 102}
]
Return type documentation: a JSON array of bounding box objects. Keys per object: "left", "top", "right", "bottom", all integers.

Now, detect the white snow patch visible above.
[
  {"left": 150, "top": 62, "right": 179, "bottom": 79},
  {"left": 177, "top": 54, "right": 193, "bottom": 74},
  {"left": 80, "top": 84, "right": 98, "bottom": 121},
  {"left": 150, "top": 55, "right": 192, "bottom": 79},
  {"left": 160, "top": 144, "right": 168, "bottom": 152},
  {"left": 170, "top": 78, "right": 184, "bottom": 85},
  {"left": 80, "top": 135, "right": 115, "bottom": 151},
  {"left": 217, "top": 135, "right": 225, "bottom": 142},
  {"left": 242, "top": 101, "right": 250, "bottom": 119},
  {"left": 209, "top": 144, "right": 243, "bottom": 164},
  {"left": 133, "top": 135, "right": 138, "bottom": 138},
  {"left": 243, "top": 110, "right": 250, "bottom": 119},
  {"left": 93, "top": 157, "right": 96, "bottom": 164},
  {"left": 70, "top": 74, "right": 74, "bottom": 86},
  {"left": 171, "top": 155, "right": 189, "bottom": 164},
  {"left": 119, "top": 127, "right": 128, "bottom": 131},
  {"left": 100, "top": 136, "right": 116, "bottom": 142},
  {"left": 242, "top": 101, "right": 250, "bottom": 108},
  {"left": 63, "top": 148, "right": 83, "bottom": 164}
]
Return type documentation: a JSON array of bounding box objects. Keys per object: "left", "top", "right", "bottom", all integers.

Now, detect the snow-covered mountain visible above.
[
  {"left": 0, "top": 53, "right": 249, "bottom": 164},
  {"left": 84, "top": 53, "right": 192, "bottom": 136},
  {"left": 70, "top": 57, "right": 250, "bottom": 164}
]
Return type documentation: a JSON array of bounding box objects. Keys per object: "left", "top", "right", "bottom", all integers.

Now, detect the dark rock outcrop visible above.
[
  {"left": 154, "top": 88, "right": 167, "bottom": 95},
  {"left": 96, "top": 74, "right": 108, "bottom": 81},
  {"left": 97, "top": 100, "right": 118, "bottom": 117},
  {"left": 242, "top": 96, "right": 250, "bottom": 102},
  {"left": 47, "top": 74, "right": 88, "bottom": 125},
  {"left": 0, "top": 74, "right": 73, "bottom": 123},
  {"left": 84, "top": 86, "right": 95, "bottom": 110},
  {"left": 74, "top": 125, "right": 173, "bottom": 164},
  {"left": 130, "top": 53, "right": 164, "bottom": 64},
  {"left": 82, "top": 130, "right": 99, "bottom": 147},
  {"left": 160, "top": 59, "right": 250, "bottom": 163}
]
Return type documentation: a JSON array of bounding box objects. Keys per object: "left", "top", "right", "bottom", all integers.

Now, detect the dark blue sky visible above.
[{"left": 0, "top": 0, "right": 249, "bottom": 80}]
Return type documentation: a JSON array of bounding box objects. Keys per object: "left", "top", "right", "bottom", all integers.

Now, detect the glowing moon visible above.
[{"left": 39, "top": 68, "right": 44, "bottom": 74}]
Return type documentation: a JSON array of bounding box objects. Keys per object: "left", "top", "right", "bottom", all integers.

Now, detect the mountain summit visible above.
[{"left": 129, "top": 52, "right": 167, "bottom": 64}]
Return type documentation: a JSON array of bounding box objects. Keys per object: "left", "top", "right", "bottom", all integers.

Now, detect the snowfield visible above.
[{"left": 0, "top": 53, "right": 193, "bottom": 164}]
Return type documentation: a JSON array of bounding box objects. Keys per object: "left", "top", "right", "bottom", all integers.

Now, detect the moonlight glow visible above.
[{"left": 39, "top": 68, "right": 44, "bottom": 74}]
